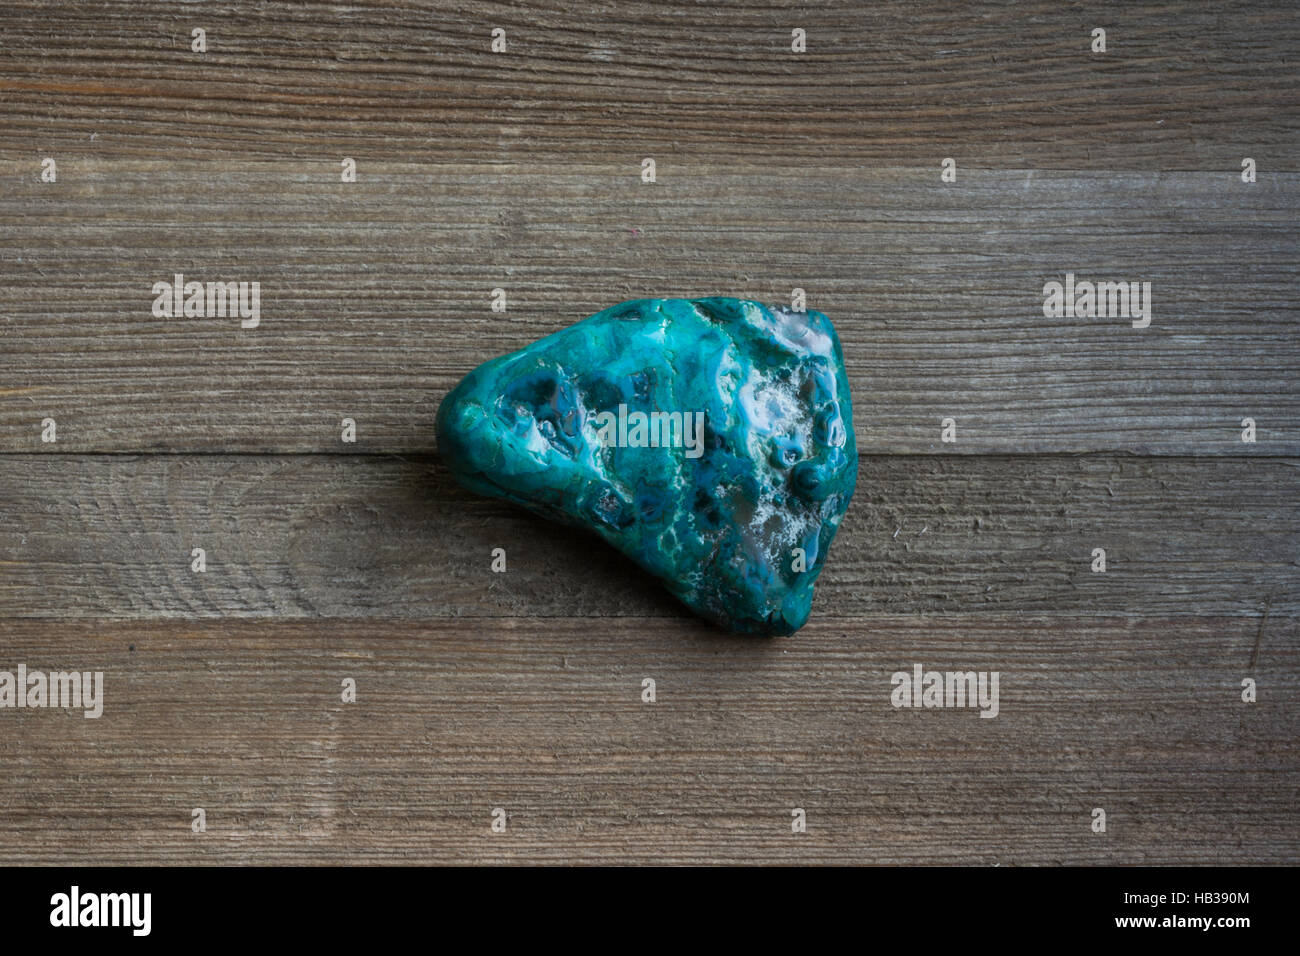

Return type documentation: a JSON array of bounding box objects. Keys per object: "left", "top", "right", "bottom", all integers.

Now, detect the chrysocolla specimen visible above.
[{"left": 436, "top": 297, "right": 857, "bottom": 635}]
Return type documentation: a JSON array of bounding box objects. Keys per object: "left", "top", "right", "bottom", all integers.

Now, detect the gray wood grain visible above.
[
  {"left": 2, "top": 163, "right": 1296, "bottom": 454},
  {"left": 0, "top": 616, "right": 1293, "bottom": 865},
  {"left": 1, "top": 1, "right": 1296, "bottom": 867},
  {"left": 1, "top": 1, "right": 1296, "bottom": 169},
  {"left": 1, "top": 454, "right": 1295, "bottom": 619}
]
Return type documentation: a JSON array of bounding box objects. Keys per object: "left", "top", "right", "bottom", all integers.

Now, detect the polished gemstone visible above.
[{"left": 436, "top": 297, "right": 857, "bottom": 635}]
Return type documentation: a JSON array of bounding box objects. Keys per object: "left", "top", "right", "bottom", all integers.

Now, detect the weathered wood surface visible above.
[
  {"left": 1, "top": 163, "right": 1297, "bottom": 454},
  {"left": 0, "top": 1, "right": 1297, "bottom": 866},
  {"left": 1, "top": 454, "right": 1296, "bottom": 619},
  {"left": 0, "top": 617, "right": 1294, "bottom": 865},
  {"left": 1, "top": 1, "right": 1297, "bottom": 169}
]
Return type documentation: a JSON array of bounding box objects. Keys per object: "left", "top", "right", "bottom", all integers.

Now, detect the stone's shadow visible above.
[
  {"left": 288, "top": 452, "right": 796, "bottom": 640},
  {"left": 347, "top": 454, "right": 701, "bottom": 623}
]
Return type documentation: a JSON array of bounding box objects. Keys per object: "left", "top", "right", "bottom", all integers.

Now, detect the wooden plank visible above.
[
  {"left": 2, "top": 163, "right": 1296, "bottom": 454},
  {"left": 1, "top": 453, "right": 1294, "bottom": 619},
  {"left": 1, "top": 2, "right": 1297, "bottom": 169},
  {"left": 0, "top": 616, "right": 1293, "bottom": 864}
]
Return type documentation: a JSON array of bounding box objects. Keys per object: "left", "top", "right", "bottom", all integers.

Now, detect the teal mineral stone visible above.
[{"left": 436, "top": 297, "right": 857, "bottom": 635}]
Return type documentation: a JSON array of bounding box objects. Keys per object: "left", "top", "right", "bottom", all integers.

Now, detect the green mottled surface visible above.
[{"left": 436, "top": 297, "right": 858, "bottom": 635}]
